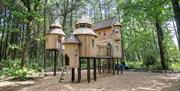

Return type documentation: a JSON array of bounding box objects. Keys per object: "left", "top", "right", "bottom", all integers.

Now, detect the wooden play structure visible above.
[{"left": 45, "top": 16, "right": 122, "bottom": 83}]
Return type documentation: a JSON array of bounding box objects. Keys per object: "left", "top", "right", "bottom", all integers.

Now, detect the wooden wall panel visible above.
[{"left": 64, "top": 44, "right": 79, "bottom": 68}]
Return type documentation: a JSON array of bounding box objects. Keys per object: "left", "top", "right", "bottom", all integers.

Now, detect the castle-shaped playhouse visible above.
[{"left": 46, "top": 16, "right": 122, "bottom": 83}]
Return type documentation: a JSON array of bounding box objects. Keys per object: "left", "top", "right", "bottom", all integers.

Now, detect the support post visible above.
[
  {"left": 78, "top": 57, "right": 81, "bottom": 83},
  {"left": 113, "top": 58, "right": 115, "bottom": 75},
  {"left": 54, "top": 50, "right": 57, "bottom": 76},
  {"left": 120, "top": 59, "right": 123, "bottom": 74},
  {"left": 99, "top": 59, "right": 102, "bottom": 74},
  {"left": 93, "top": 58, "right": 97, "bottom": 81},
  {"left": 117, "top": 58, "right": 119, "bottom": 75},
  {"left": 44, "top": 50, "right": 47, "bottom": 76},
  {"left": 108, "top": 59, "right": 110, "bottom": 73},
  {"left": 71, "top": 68, "right": 75, "bottom": 82},
  {"left": 102, "top": 59, "right": 105, "bottom": 73},
  {"left": 87, "top": 58, "right": 90, "bottom": 83}
]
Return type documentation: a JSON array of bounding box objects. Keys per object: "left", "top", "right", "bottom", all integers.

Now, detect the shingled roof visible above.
[
  {"left": 63, "top": 34, "right": 80, "bottom": 44},
  {"left": 93, "top": 16, "right": 121, "bottom": 30},
  {"left": 73, "top": 28, "right": 97, "bottom": 36},
  {"left": 75, "top": 15, "right": 92, "bottom": 25},
  {"left": 73, "top": 16, "right": 97, "bottom": 37},
  {"left": 47, "top": 19, "right": 65, "bottom": 36},
  {"left": 49, "top": 18, "right": 62, "bottom": 28}
]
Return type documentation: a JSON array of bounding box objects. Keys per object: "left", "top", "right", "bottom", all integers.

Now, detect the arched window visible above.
[
  {"left": 116, "top": 30, "right": 119, "bottom": 33},
  {"left": 113, "top": 30, "right": 115, "bottom": 33},
  {"left": 104, "top": 32, "right": 106, "bottom": 36},
  {"left": 92, "top": 39, "right": 95, "bottom": 47},
  {"left": 80, "top": 24, "right": 86, "bottom": 28},
  {"left": 87, "top": 24, "right": 91, "bottom": 28}
]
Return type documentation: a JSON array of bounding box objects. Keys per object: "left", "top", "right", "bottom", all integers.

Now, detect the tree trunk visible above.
[
  {"left": 62, "top": 0, "right": 69, "bottom": 31},
  {"left": 171, "top": 0, "right": 180, "bottom": 50},
  {"left": 21, "top": 20, "right": 32, "bottom": 67},
  {"left": 98, "top": 0, "right": 103, "bottom": 21},
  {"left": 155, "top": 20, "right": 167, "bottom": 70}
]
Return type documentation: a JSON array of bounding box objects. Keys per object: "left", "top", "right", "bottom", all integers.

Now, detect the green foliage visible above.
[
  {"left": 126, "top": 60, "right": 162, "bottom": 70},
  {"left": 144, "top": 55, "right": 157, "bottom": 68},
  {"left": 0, "top": 59, "right": 37, "bottom": 80},
  {"left": 126, "top": 61, "right": 143, "bottom": 69},
  {"left": 170, "top": 61, "right": 180, "bottom": 71},
  {"left": 81, "top": 63, "right": 87, "bottom": 69}
]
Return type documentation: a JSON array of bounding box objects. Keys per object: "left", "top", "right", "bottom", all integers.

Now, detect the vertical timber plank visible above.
[
  {"left": 93, "top": 58, "right": 97, "bottom": 81},
  {"left": 54, "top": 50, "right": 57, "bottom": 76},
  {"left": 117, "top": 58, "right": 119, "bottom": 75},
  {"left": 78, "top": 57, "right": 81, "bottom": 83},
  {"left": 113, "top": 58, "right": 115, "bottom": 75},
  {"left": 87, "top": 58, "right": 90, "bottom": 83}
]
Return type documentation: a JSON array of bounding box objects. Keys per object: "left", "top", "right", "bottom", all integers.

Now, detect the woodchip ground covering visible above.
[{"left": 0, "top": 71, "right": 180, "bottom": 91}]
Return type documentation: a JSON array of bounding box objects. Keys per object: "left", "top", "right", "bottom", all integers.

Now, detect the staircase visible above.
[{"left": 59, "top": 66, "right": 70, "bottom": 83}]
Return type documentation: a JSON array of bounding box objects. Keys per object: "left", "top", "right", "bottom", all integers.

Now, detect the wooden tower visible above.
[
  {"left": 63, "top": 34, "right": 80, "bottom": 68},
  {"left": 45, "top": 19, "right": 65, "bottom": 50},
  {"left": 73, "top": 16, "right": 97, "bottom": 57}
]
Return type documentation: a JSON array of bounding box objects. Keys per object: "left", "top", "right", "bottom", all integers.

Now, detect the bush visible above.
[
  {"left": 144, "top": 56, "right": 157, "bottom": 69},
  {"left": 170, "top": 62, "right": 180, "bottom": 71},
  {"left": 126, "top": 61, "right": 143, "bottom": 69},
  {"left": 0, "top": 59, "right": 37, "bottom": 80}
]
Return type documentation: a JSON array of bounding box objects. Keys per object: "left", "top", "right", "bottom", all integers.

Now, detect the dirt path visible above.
[{"left": 1, "top": 71, "right": 180, "bottom": 91}]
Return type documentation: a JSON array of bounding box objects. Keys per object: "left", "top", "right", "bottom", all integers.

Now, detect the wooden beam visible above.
[
  {"left": 78, "top": 58, "right": 81, "bottom": 83},
  {"left": 120, "top": 58, "right": 123, "bottom": 74},
  {"left": 108, "top": 59, "right": 110, "bottom": 73},
  {"left": 93, "top": 58, "right": 97, "bottom": 81},
  {"left": 113, "top": 58, "right": 115, "bottom": 75},
  {"left": 102, "top": 59, "right": 105, "bottom": 73},
  {"left": 54, "top": 50, "right": 57, "bottom": 76},
  {"left": 44, "top": 51, "right": 47, "bottom": 76},
  {"left": 98, "top": 59, "right": 100, "bottom": 73},
  {"left": 117, "top": 58, "right": 119, "bottom": 75},
  {"left": 87, "top": 58, "right": 90, "bottom": 83},
  {"left": 99, "top": 59, "right": 102, "bottom": 74}
]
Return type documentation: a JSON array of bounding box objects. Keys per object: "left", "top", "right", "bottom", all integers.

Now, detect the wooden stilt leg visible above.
[
  {"left": 98, "top": 59, "right": 100, "bottom": 73},
  {"left": 54, "top": 51, "right": 57, "bottom": 76},
  {"left": 100, "top": 59, "right": 102, "bottom": 74},
  {"left": 93, "top": 58, "right": 97, "bottom": 81},
  {"left": 117, "top": 58, "right": 119, "bottom": 75},
  {"left": 78, "top": 57, "right": 81, "bottom": 83},
  {"left": 103, "top": 60, "right": 105, "bottom": 73},
  {"left": 113, "top": 58, "right": 115, "bottom": 75},
  {"left": 120, "top": 59, "right": 123, "bottom": 74},
  {"left": 87, "top": 58, "right": 90, "bottom": 83}
]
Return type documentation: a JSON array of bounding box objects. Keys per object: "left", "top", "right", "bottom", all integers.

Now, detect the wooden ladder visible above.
[{"left": 59, "top": 66, "right": 70, "bottom": 83}]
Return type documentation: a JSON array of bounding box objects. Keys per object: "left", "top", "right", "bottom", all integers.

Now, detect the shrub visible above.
[
  {"left": 0, "top": 59, "right": 37, "bottom": 80},
  {"left": 126, "top": 61, "right": 143, "bottom": 69}
]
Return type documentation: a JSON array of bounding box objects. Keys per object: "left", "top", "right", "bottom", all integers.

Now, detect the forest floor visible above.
[{"left": 0, "top": 71, "right": 180, "bottom": 91}]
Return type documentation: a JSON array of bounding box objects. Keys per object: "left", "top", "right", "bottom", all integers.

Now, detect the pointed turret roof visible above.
[
  {"left": 75, "top": 15, "right": 92, "bottom": 25},
  {"left": 73, "top": 16, "right": 97, "bottom": 37},
  {"left": 50, "top": 18, "right": 62, "bottom": 28},
  {"left": 63, "top": 34, "right": 80, "bottom": 44},
  {"left": 47, "top": 19, "right": 65, "bottom": 36}
]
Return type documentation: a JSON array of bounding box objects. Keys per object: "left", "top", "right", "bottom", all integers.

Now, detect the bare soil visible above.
[{"left": 0, "top": 71, "right": 180, "bottom": 91}]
